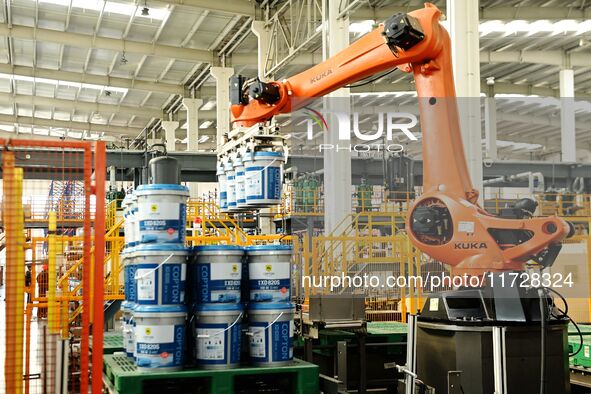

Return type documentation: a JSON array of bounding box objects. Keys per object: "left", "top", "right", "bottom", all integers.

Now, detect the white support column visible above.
[
  {"left": 251, "top": 21, "right": 271, "bottom": 80},
  {"left": 161, "top": 120, "right": 179, "bottom": 152},
  {"left": 560, "top": 68, "right": 576, "bottom": 162},
  {"left": 323, "top": 0, "right": 352, "bottom": 234},
  {"left": 183, "top": 98, "right": 203, "bottom": 151},
  {"left": 210, "top": 67, "right": 234, "bottom": 151},
  {"left": 447, "top": 0, "right": 483, "bottom": 198},
  {"left": 484, "top": 96, "right": 498, "bottom": 161}
]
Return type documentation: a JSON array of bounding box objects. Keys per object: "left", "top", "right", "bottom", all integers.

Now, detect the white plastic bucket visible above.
[
  {"left": 194, "top": 245, "right": 243, "bottom": 303},
  {"left": 135, "top": 184, "right": 189, "bottom": 244},
  {"left": 247, "top": 302, "right": 294, "bottom": 366},
  {"left": 134, "top": 305, "right": 187, "bottom": 371},
  {"left": 131, "top": 192, "right": 140, "bottom": 246},
  {"left": 246, "top": 245, "right": 292, "bottom": 303},
  {"left": 225, "top": 162, "right": 237, "bottom": 211},
  {"left": 122, "top": 194, "right": 133, "bottom": 248},
  {"left": 121, "top": 301, "right": 135, "bottom": 357},
  {"left": 133, "top": 245, "right": 188, "bottom": 306},
  {"left": 244, "top": 151, "right": 285, "bottom": 206},
  {"left": 217, "top": 162, "right": 228, "bottom": 211},
  {"left": 194, "top": 303, "right": 243, "bottom": 369},
  {"left": 234, "top": 156, "right": 247, "bottom": 209}
]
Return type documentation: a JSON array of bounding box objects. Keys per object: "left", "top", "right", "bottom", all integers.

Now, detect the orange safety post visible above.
[
  {"left": 92, "top": 141, "right": 107, "bottom": 393},
  {"left": 80, "top": 145, "right": 93, "bottom": 393}
]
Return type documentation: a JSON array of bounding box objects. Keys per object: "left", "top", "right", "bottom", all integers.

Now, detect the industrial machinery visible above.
[{"left": 228, "top": 3, "right": 575, "bottom": 393}]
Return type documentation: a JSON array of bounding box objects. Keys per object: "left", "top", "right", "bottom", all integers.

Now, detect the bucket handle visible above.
[
  {"left": 196, "top": 312, "right": 243, "bottom": 338},
  {"left": 245, "top": 312, "right": 284, "bottom": 336},
  {"left": 133, "top": 253, "right": 175, "bottom": 281},
  {"left": 247, "top": 158, "right": 279, "bottom": 176}
]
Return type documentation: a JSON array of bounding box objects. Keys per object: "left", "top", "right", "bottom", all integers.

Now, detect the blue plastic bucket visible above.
[
  {"left": 246, "top": 245, "right": 292, "bottom": 303},
  {"left": 194, "top": 303, "right": 243, "bottom": 369},
  {"left": 134, "top": 305, "right": 187, "bottom": 371},
  {"left": 194, "top": 245, "right": 243, "bottom": 304},
  {"left": 133, "top": 244, "right": 188, "bottom": 306},
  {"left": 243, "top": 151, "right": 285, "bottom": 206},
  {"left": 247, "top": 302, "right": 294, "bottom": 366},
  {"left": 135, "top": 184, "right": 189, "bottom": 244}
]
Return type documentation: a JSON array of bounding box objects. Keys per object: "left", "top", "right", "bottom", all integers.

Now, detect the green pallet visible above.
[
  {"left": 103, "top": 355, "right": 319, "bottom": 394},
  {"left": 569, "top": 324, "right": 591, "bottom": 367},
  {"left": 90, "top": 332, "right": 125, "bottom": 355}
]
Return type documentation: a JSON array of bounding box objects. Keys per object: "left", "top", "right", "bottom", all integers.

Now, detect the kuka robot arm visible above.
[{"left": 230, "top": 3, "right": 573, "bottom": 274}]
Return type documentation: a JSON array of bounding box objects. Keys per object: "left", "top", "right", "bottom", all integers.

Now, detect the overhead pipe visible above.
[{"left": 483, "top": 172, "right": 545, "bottom": 194}]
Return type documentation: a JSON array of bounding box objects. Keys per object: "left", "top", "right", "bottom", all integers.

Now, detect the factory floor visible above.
[{"left": 0, "top": 285, "right": 55, "bottom": 394}]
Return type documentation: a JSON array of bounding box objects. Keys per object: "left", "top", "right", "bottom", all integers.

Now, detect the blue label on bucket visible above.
[
  {"left": 135, "top": 263, "right": 186, "bottom": 305},
  {"left": 124, "top": 265, "right": 137, "bottom": 302},
  {"left": 249, "top": 321, "right": 292, "bottom": 363},
  {"left": 195, "top": 323, "right": 241, "bottom": 365},
  {"left": 267, "top": 166, "right": 281, "bottom": 200},
  {"left": 162, "top": 264, "right": 185, "bottom": 304},
  {"left": 272, "top": 321, "right": 292, "bottom": 362},
  {"left": 220, "top": 191, "right": 228, "bottom": 209},
  {"left": 135, "top": 324, "right": 184, "bottom": 368},
  {"left": 197, "top": 263, "right": 241, "bottom": 303}
]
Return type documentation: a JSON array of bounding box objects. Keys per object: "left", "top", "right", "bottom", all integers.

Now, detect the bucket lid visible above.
[
  {"left": 134, "top": 244, "right": 188, "bottom": 253},
  {"left": 134, "top": 304, "right": 187, "bottom": 314},
  {"left": 122, "top": 246, "right": 136, "bottom": 254},
  {"left": 248, "top": 302, "right": 294, "bottom": 311},
  {"left": 195, "top": 245, "right": 244, "bottom": 253},
  {"left": 136, "top": 184, "right": 189, "bottom": 193},
  {"left": 195, "top": 303, "right": 243, "bottom": 313},
  {"left": 216, "top": 163, "right": 225, "bottom": 175},
  {"left": 245, "top": 245, "right": 292, "bottom": 252},
  {"left": 233, "top": 156, "right": 243, "bottom": 166}
]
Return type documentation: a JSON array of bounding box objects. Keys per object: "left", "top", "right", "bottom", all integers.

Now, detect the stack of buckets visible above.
[
  {"left": 120, "top": 184, "right": 190, "bottom": 372},
  {"left": 217, "top": 149, "right": 286, "bottom": 213},
  {"left": 191, "top": 244, "right": 294, "bottom": 368}
]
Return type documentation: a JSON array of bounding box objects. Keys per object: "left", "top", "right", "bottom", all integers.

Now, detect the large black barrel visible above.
[{"left": 149, "top": 156, "right": 180, "bottom": 184}]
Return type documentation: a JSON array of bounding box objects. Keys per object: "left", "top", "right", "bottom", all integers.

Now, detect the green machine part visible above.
[
  {"left": 293, "top": 177, "right": 303, "bottom": 212},
  {"left": 303, "top": 177, "right": 319, "bottom": 212},
  {"left": 357, "top": 181, "right": 373, "bottom": 211}
]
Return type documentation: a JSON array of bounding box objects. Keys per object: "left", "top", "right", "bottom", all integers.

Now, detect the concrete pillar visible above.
[
  {"left": 161, "top": 120, "right": 179, "bottom": 152},
  {"left": 447, "top": 0, "right": 483, "bottom": 197},
  {"left": 323, "top": 0, "right": 352, "bottom": 234},
  {"left": 251, "top": 21, "right": 271, "bottom": 80},
  {"left": 484, "top": 96, "right": 497, "bottom": 161},
  {"left": 210, "top": 67, "right": 234, "bottom": 151},
  {"left": 182, "top": 98, "right": 203, "bottom": 151},
  {"left": 560, "top": 68, "right": 576, "bottom": 162}
]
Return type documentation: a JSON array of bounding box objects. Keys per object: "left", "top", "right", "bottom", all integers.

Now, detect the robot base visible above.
[{"left": 415, "top": 287, "right": 570, "bottom": 394}]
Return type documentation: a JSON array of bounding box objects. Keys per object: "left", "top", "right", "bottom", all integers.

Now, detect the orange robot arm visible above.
[{"left": 230, "top": 3, "right": 573, "bottom": 275}]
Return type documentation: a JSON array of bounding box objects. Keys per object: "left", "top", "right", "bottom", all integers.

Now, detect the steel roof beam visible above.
[
  {"left": 0, "top": 23, "right": 213, "bottom": 63},
  {"left": 0, "top": 63, "right": 185, "bottom": 95}
]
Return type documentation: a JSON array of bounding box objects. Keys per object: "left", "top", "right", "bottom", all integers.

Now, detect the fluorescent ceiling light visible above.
[
  {"left": 38, "top": 0, "right": 170, "bottom": 19},
  {"left": 494, "top": 139, "right": 543, "bottom": 151},
  {"left": 349, "top": 20, "right": 375, "bottom": 34},
  {"left": 480, "top": 19, "right": 587, "bottom": 36},
  {"left": 199, "top": 120, "right": 213, "bottom": 129},
  {"left": 0, "top": 73, "right": 128, "bottom": 94},
  {"left": 197, "top": 135, "right": 210, "bottom": 143},
  {"left": 200, "top": 100, "right": 216, "bottom": 111}
]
